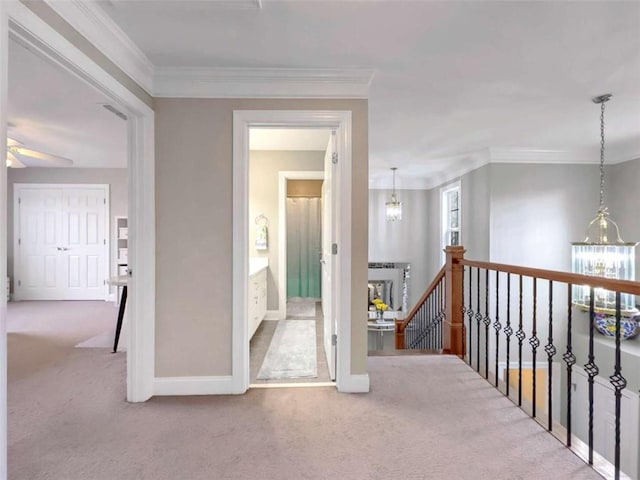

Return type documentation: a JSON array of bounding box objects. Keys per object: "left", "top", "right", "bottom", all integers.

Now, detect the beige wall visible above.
[
  {"left": 6, "top": 168, "right": 128, "bottom": 293},
  {"left": 249, "top": 151, "right": 324, "bottom": 311},
  {"left": 155, "top": 98, "right": 368, "bottom": 378}
]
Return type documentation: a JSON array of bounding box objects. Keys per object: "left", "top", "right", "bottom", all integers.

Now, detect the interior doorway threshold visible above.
[{"left": 249, "top": 382, "right": 335, "bottom": 389}]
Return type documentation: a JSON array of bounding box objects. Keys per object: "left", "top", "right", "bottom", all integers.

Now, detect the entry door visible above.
[
  {"left": 321, "top": 132, "right": 337, "bottom": 380},
  {"left": 15, "top": 184, "right": 109, "bottom": 300}
]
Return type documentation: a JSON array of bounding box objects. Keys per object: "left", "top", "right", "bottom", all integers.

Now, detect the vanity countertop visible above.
[{"left": 249, "top": 257, "right": 269, "bottom": 276}]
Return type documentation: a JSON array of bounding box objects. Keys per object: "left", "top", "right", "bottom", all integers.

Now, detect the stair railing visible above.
[{"left": 402, "top": 245, "right": 640, "bottom": 480}]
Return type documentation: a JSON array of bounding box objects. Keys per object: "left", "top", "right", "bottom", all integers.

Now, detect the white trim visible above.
[
  {"left": 153, "top": 376, "right": 235, "bottom": 396},
  {"left": 370, "top": 146, "right": 640, "bottom": 192},
  {"left": 264, "top": 310, "right": 280, "bottom": 321},
  {"left": 155, "top": 67, "right": 374, "bottom": 99},
  {"left": 337, "top": 374, "right": 370, "bottom": 393},
  {"left": 42, "top": 0, "right": 154, "bottom": 94},
  {"left": 233, "top": 110, "right": 362, "bottom": 395},
  {"left": 250, "top": 382, "right": 335, "bottom": 389},
  {"left": 277, "top": 170, "right": 324, "bottom": 320},
  {"left": 0, "top": 3, "right": 8, "bottom": 477},
  {"left": 489, "top": 147, "right": 635, "bottom": 165},
  {"left": 13, "top": 183, "right": 110, "bottom": 301},
  {"left": 3, "top": 1, "right": 155, "bottom": 404}
]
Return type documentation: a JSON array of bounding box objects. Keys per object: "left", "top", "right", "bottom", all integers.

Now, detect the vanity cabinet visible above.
[{"left": 248, "top": 267, "right": 267, "bottom": 339}]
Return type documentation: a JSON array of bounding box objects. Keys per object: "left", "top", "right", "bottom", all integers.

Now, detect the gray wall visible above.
[
  {"left": 154, "top": 98, "right": 368, "bottom": 378},
  {"left": 609, "top": 157, "right": 640, "bottom": 278},
  {"left": 249, "top": 150, "right": 324, "bottom": 311},
  {"left": 424, "top": 165, "right": 491, "bottom": 283},
  {"left": 6, "top": 168, "right": 128, "bottom": 293},
  {"left": 368, "top": 188, "right": 429, "bottom": 311},
  {"left": 489, "top": 163, "right": 600, "bottom": 271}
]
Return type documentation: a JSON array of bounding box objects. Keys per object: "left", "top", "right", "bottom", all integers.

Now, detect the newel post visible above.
[
  {"left": 395, "top": 319, "right": 405, "bottom": 349},
  {"left": 443, "top": 245, "right": 466, "bottom": 356}
]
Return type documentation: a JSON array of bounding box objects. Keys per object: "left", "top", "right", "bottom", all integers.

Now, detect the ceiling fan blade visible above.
[
  {"left": 6, "top": 152, "right": 26, "bottom": 168},
  {"left": 10, "top": 147, "right": 73, "bottom": 166},
  {"left": 7, "top": 137, "right": 22, "bottom": 147}
]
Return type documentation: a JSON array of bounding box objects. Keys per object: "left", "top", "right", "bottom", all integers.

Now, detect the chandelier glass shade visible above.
[
  {"left": 571, "top": 94, "right": 638, "bottom": 315},
  {"left": 385, "top": 167, "right": 402, "bottom": 222}
]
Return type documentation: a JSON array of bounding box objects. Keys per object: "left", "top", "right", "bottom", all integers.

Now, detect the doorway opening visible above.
[
  {"left": 247, "top": 128, "right": 333, "bottom": 386},
  {"left": 233, "top": 109, "right": 354, "bottom": 394},
  {"left": 5, "top": 35, "right": 130, "bottom": 387}
]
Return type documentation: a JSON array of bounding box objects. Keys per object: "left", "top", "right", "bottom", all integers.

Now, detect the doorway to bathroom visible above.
[{"left": 247, "top": 128, "right": 334, "bottom": 387}]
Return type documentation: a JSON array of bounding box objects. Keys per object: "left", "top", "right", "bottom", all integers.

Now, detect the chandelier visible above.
[
  {"left": 571, "top": 94, "right": 638, "bottom": 316},
  {"left": 385, "top": 167, "right": 402, "bottom": 222}
]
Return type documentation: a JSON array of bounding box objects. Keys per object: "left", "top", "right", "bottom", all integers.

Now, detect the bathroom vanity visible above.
[{"left": 249, "top": 257, "right": 268, "bottom": 339}]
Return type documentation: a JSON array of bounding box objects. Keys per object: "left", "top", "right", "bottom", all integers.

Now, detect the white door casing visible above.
[
  {"left": 0, "top": 3, "right": 156, "bottom": 475},
  {"left": 233, "top": 110, "right": 362, "bottom": 394},
  {"left": 322, "top": 132, "right": 337, "bottom": 380},
  {"left": 14, "top": 184, "right": 109, "bottom": 301},
  {"left": 1, "top": 0, "right": 156, "bottom": 410}
]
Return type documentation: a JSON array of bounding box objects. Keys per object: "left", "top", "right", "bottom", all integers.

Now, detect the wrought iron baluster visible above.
[
  {"left": 584, "top": 287, "right": 599, "bottom": 465},
  {"left": 609, "top": 292, "right": 626, "bottom": 480},
  {"left": 529, "top": 278, "right": 540, "bottom": 419},
  {"left": 563, "top": 284, "right": 576, "bottom": 447},
  {"left": 476, "top": 267, "right": 481, "bottom": 373},
  {"left": 468, "top": 267, "right": 473, "bottom": 365},
  {"left": 545, "top": 281, "right": 556, "bottom": 431},
  {"left": 504, "top": 273, "right": 512, "bottom": 398},
  {"left": 516, "top": 275, "right": 525, "bottom": 407},
  {"left": 484, "top": 269, "right": 490, "bottom": 379},
  {"left": 494, "top": 270, "right": 501, "bottom": 388}
]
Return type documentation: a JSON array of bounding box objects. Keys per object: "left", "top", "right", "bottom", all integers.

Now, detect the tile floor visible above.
[{"left": 250, "top": 302, "right": 332, "bottom": 384}]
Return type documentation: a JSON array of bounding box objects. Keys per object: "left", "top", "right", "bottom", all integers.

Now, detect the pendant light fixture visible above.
[
  {"left": 385, "top": 167, "right": 402, "bottom": 221},
  {"left": 571, "top": 94, "right": 638, "bottom": 314}
]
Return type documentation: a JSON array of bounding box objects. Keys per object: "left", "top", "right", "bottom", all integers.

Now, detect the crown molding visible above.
[
  {"left": 370, "top": 146, "right": 640, "bottom": 192},
  {"left": 154, "top": 67, "right": 375, "bottom": 98},
  {"left": 489, "top": 147, "right": 638, "bottom": 165},
  {"left": 43, "top": 0, "right": 154, "bottom": 94}
]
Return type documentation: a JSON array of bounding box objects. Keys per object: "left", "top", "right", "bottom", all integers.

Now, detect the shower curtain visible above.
[{"left": 286, "top": 197, "right": 322, "bottom": 299}]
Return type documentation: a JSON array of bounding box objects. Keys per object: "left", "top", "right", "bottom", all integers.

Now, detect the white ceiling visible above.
[
  {"left": 8, "top": 37, "right": 127, "bottom": 168},
  {"left": 10, "top": 1, "right": 640, "bottom": 185}
]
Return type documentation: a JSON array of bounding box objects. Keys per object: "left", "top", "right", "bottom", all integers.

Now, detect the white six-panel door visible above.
[{"left": 14, "top": 184, "right": 109, "bottom": 301}]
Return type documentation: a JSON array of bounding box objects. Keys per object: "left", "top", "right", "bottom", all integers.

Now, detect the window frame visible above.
[{"left": 440, "top": 180, "right": 462, "bottom": 264}]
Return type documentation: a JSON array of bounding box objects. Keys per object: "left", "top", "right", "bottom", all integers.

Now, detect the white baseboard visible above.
[
  {"left": 338, "top": 374, "right": 370, "bottom": 393},
  {"left": 106, "top": 293, "right": 117, "bottom": 303},
  {"left": 153, "top": 375, "right": 240, "bottom": 396},
  {"left": 264, "top": 310, "right": 280, "bottom": 320}
]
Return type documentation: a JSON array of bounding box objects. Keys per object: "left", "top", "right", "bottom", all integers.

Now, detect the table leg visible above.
[{"left": 113, "top": 285, "right": 127, "bottom": 353}]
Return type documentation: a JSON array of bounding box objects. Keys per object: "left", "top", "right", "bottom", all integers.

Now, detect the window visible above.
[{"left": 441, "top": 181, "right": 461, "bottom": 264}]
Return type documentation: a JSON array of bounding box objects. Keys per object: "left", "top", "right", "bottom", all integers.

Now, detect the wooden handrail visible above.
[
  {"left": 397, "top": 265, "right": 445, "bottom": 333},
  {"left": 460, "top": 259, "right": 640, "bottom": 295}
]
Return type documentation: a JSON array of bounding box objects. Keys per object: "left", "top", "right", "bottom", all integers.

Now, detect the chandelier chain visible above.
[{"left": 599, "top": 100, "right": 606, "bottom": 211}]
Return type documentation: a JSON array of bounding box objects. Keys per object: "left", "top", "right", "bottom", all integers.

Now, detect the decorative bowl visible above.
[{"left": 594, "top": 313, "right": 639, "bottom": 340}]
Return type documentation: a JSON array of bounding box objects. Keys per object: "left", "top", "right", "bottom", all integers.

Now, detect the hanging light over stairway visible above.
[
  {"left": 385, "top": 167, "right": 402, "bottom": 222},
  {"left": 571, "top": 94, "right": 638, "bottom": 314}
]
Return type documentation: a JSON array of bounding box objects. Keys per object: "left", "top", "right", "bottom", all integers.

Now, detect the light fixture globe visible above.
[
  {"left": 571, "top": 94, "right": 638, "bottom": 316},
  {"left": 385, "top": 167, "right": 402, "bottom": 221}
]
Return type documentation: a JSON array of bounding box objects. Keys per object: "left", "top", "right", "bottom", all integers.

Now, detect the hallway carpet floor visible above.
[{"left": 8, "top": 307, "right": 601, "bottom": 480}]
